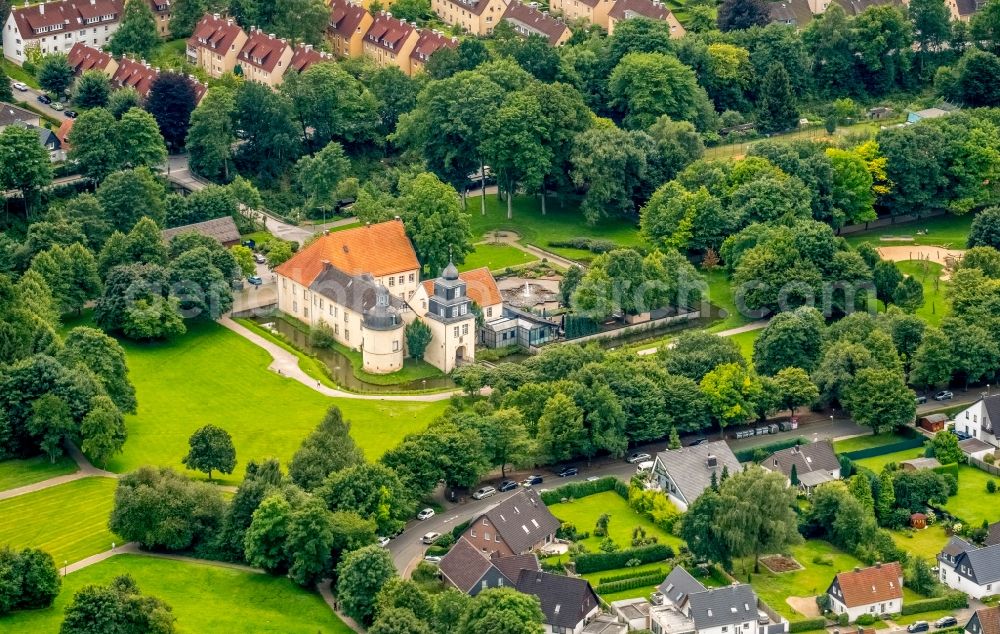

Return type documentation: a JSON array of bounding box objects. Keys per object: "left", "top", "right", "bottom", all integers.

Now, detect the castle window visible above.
[
  {"left": 393, "top": 340, "right": 399, "bottom": 352},
  {"left": 453, "top": 326, "right": 459, "bottom": 337},
  {"left": 462, "top": 324, "right": 469, "bottom": 335}
]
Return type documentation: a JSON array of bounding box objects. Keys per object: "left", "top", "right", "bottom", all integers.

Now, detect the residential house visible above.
[
  {"left": 954, "top": 395, "right": 1000, "bottom": 448},
  {"left": 966, "top": 606, "right": 1000, "bottom": 634},
  {"left": 649, "top": 441, "right": 741, "bottom": 511},
  {"left": 830, "top": 0, "right": 902, "bottom": 15},
  {"left": 55, "top": 117, "right": 73, "bottom": 150},
  {"left": 515, "top": 569, "right": 601, "bottom": 634},
  {"left": 439, "top": 536, "right": 541, "bottom": 596},
  {"left": 939, "top": 536, "right": 1000, "bottom": 599},
  {"left": 147, "top": 0, "right": 170, "bottom": 36},
  {"left": 362, "top": 12, "right": 419, "bottom": 75},
  {"left": 458, "top": 487, "right": 560, "bottom": 557},
  {"left": 111, "top": 56, "right": 158, "bottom": 96},
  {"left": 607, "top": 0, "right": 684, "bottom": 37},
  {"left": 549, "top": 0, "right": 615, "bottom": 29},
  {"left": 275, "top": 219, "right": 484, "bottom": 373},
  {"left": 501, "top": 1, "right": 572, "bottom": 46},
  {"left": 960, "top": 437, "right": 994, "bottom": 462},
  {"left": 0, "top": 102, "right": 40, "bottom": 129},
  {"left": 186, "top": 13, "right": 248, "bottom": 78},
  {"left": 3, "top": 0, "right": 125, "bottom": 65},
  {"left": 161, "top": 216, "right": 241, "bottom": 246},
  {"left": 946, "top": 0, "right": 985, "bottom": 21},
  {"left": 431, "top": 0, "right": 507, "bottom": 35},
  {"left": 767, "top": 0, "right": 813, "bottom": 26},
  {"left": 236, "top": 28, "right": 292, "bottom": 86},
  {"left": 409, "top": 29, "right": 457, "bottom": 74},
  {"left": 67, "top": 40, "right": 118, "bottom": 76},
  {"left": 827, "top": 562, "right": 904, "bottom": 622},
  {"left": 420, "top": 266, "right": 502, "bottom": 344},
  {"left": 327, "top": 0, "right": 373, "bottom": 58},
  {"left": 640, "top": 566, "right": 787, "bottom": 634},
  {"left": 288, "top": 42, "right": 332, "bottom": 72},
  {"left": 986, "top": 523, "right": 1000, "bottom": 547},
  {"left": 761, "top": 440, "right": 841, "bottom": 492}
]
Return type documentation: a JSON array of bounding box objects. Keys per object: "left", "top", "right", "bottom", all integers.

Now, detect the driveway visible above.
[{"left": 15, "top": 85, "right": 69, "bottom": 121}]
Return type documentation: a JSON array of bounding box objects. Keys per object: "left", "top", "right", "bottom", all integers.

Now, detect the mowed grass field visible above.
[
  {"left": 462, "top": 242, "right": 537, "bottom": 272},
  {"left": 843, "top": 213, "right": 974, "bottom": 250},
  {"left": 0, "top": 477, "right": 120, "bottom": 565},
  {"left": 549, "top": 491, "right": 683, "bottom": 553},
  {"left": 0, "top": 455, "right": 77, "bottom": 491},
  {"left": 896, "top": 260, "right": 948, "bottom": 327},
  {"left": 102, "top": 319, "right": 448, "bottom": 484},
  {"left": 0, "top": 554, "right": 351, "bottom": 633}
]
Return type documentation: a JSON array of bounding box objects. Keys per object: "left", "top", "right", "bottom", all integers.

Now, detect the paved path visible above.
[
  {"left": 318, "top": 580, "right": 365, "bottom": 634},
  {"left": 484, "top": 229, "right": 582, "bottom": 271},
  {"left": 219, "top": 315, "right": 461, "bottom": 402},
  {"left": 0, "top": 441, "right": 117, "bottom": 501},
  {"left": 635, "top": 319, "right": 770, "bottom": 356}
]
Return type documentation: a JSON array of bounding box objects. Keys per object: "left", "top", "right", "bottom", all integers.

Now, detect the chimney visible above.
[
  {"left": 875, "top": 562, "right": 882, "bottom": 569},
  {"left": 226, "top": 18, "right": 233, "bottom": 25},
  {"left": 269, "top": 33, "right": 275, "bottom": 38},
  {"left": 213, "top": 12, "right": 220, "bottom": 19},
  {"left": 39, "top": 2, "right": 43, "bottom": 14},
  {"left": 706, "top": 454, "right": 717, "bottom": 468},
  {"left": 305, "top": 44, "right": 313, "bottom": 51}
]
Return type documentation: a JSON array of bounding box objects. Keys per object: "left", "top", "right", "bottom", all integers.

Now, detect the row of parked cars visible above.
[
  {"left": 906, "top": 616, "right": 957, "bottom": 632},
  {"left": 469, "top": 467, "right": 582, "bottom": 501}
]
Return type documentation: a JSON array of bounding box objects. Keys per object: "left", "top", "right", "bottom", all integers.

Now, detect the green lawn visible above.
[
  {"left": 730, "top": 330, "right": 760, "bottom": 362},
  {"left": 0, "top": 554, "right": 350, "bottom": 633},
  {"left": 891, "top": 525, "right": 950, "bottom": 561},
  {"left": 0, "top": 455, "right": 77, "bottom": 491},
  {"left": 0, "top": 477, "right": 120, "bottom": 566},
  {"left": 582, "top": 561, "right": 668, "bottom": 602},
  {"left": 704, "top": 269, "right": 753, "bottom": 333},
  {"left": 108, "top": 319, "right": 448, "bottom": 484},
  {"left": 3, "top": 59, "right": 39, "bottom": 89},
  {"left": 747, "top": 540, "right": 866, "bottom": 621},
  {"left": 467, "top": 194, "right": 644, "bottom": 261},
  {"left": 704, "top": 121, "right": 889, "bottom": 161},
  {"left": 896, "top": 260, "right": 948, "bottom": 327},
  {"left": 895, "top": 609, "right": 956, "bottom": 626},
  {"left": 549, "top": 491, "right": 683, "bottom": 552},
  {"left": 942, "top": 464, "right": 1000, "bottom": 526},
  {"left": 462, "top": 242, "right": 537, "bottom": 272},
  {"left": 853, "top": 447, "right": 928, "bottom": 474},
  {"left": 844, "top": 214, "right": 975, "bottom": 250},
  {"left": 833, "top": 431, "right": 913, "bottom": 454}
]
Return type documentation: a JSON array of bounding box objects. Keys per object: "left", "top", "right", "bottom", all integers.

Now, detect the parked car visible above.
[
  {"left": 424, "top": 555, "right": 442, "bottom": 564},
  {"left": 934, "top": 617, "right": 957, "bottom": 629},
  {"left": 908, "top": 622, "right": 929, "bottom": 633},
  {"left": 499, "top": 480, "right": 518, "bottom": 492},
  {"left": 417, "top": 508, "right": 435, "bottom": 520},
  {"left": 586, "top": 476, "right": 600, "bottom": 482},
  {"left": 557, "top": 466, "right": 578, "bottom": 477},
  {"left": 64, "top": 110, "right": 78, "bottom": 118},
  {"left": 934, "top": 390, "right": 954, "bottom": 401},
  {"left": 472, "top": 486, "right": 497, "bottom": 500},
  {"left": 247, "top": 275, "right": 263, "bottom": 286},
  {"left": 627, "top": 452, "right": 651, "bottom": 464},
  {"left": 253, "top": 253, "right": 266, "bottom": 264},
  {"left": 955, "top": 430, "right": 972, "bottom": 441},
  {"left": 636, "top": 460, "right": 655, "bottom": 474},
  {"left": 421, "top": 532, "right": 440, "bottom": 544},
  {"left": 50, "top": 101, "right": 64, "bottom": 111},
  {"left": 37, "top": 94, "right": 51, "bottom": 104},
  {"left": 688, "top": 437, "right": 708, "bottom": 446},
  {"left": 11, "top": 81, "right": 27, "bottom": 92},
  {"left": 915, "top": 395, "right": 927, "bottom": 405},
  {"left": 521, "top": 475, "right": 543, "bottom": 487},
  {"left": 377, "top": 536, "right": 390, "bottom": 547}
]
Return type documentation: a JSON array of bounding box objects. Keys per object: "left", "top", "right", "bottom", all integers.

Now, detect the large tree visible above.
[
  {"left": 295, "top": 141, "right": 350, "bottom": 218},
  {"left": 336, "top": 545, "right": 397, "bottom": 625},
  {"left": 0, "top": 125, "right": 53, "bottom": 218},
  {"left": 609, "top": 52, "right": 714, "bottom": 131},
  {"left": 97, "top": 167, "right": 167, "bottom": 230},
  {"left": 480, "top": 91, "right": 550, "bottom": 221},
  {"left": 289, "top": 406, "right": 363, "bottom": 491},
  {"left": 399, "top": 172, "right": 473, "bottom": 275},
  {"left": 717, "top": 0, "right": 770, "bottom": 31},
  {"left": 37, "top": 54, "right": 73, "bottom": 96},
  {"left": 68, "top": 108, "right": 121, "bottom": 182},
  {"left": 752, "top": 306, "right": 825, "bottom": 375},
  {"left": 842, "top": 367, "right": 916, "bottom": 433},
  {"left": 108, "top": 0, "right": 159, "bottom": 58},
  {"left": 718, "top": 466, "right": 802, "bottom": 572},
  {"left": 0, "top": 547, "right": 60, "bottom": 615},
  {"left": 29, "top": 244, "right": 101, "bottom": 316},
  {"left": 700, "top": 363, "right": 764, "bottom": 436},
  {"left": 118, "top": 108, "right": 168, "bottom": 170},
  {"left": 756, "top": 63, "right": 799, "bottom": 134},
  {"left": 282, "top": 62, "right": 380, "bottom": 154},
  {"left": 146, "top": 73, "right": 198, "bottom": 152},
  {"left": 60, "top": 574, "right": 175, "bottom": 634},
  {"left": 234, "top": 81, "right": 301, "bottom": 181},
  {"left": 286, "top": 498, "right": 335, "bottom": 586},
  {"left": 181, "top": 424, "right": 236, "bottom": 481},
  {"left": 72, "top": 70, "right": 111, "bottom": 109},
  {"left": 243, "top": 492, "right": 292, "bottom": 574},
  {"left": 186, "top": 87, "right": 236, "bottom": 182}
]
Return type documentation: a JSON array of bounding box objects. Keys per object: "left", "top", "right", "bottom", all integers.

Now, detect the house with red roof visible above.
[
  {"left": 550, "top": 0, "right": 614, "bottom": 27},
  {"left": 147, "top": 0, "right": 171, "bottom": 36},
  {"left": 186, "top": 13, "right": 248, "bottom": 78},
  {"left": 67, "top": 41, "right": 118, "bottom": 76},
  {"left": 827, "top": 562, "right": 904, "bottom": 622},
  {"left": 501, "top": 1, "right": 571, "bottom": 46},
  {"left": 409, "top": 29, "right": 456, "bottom": 74},
  {"left": 3, "top": 0, "right": 125, "bottom": 65},
  {"left": 328, "top": 0, "right": 373, "bottom": 58},
  {"left": 236, "top": 28, "right": 292, "bottom": 86},
  {"left": 431, "top": 0, "right": 506, "bottom": 35},
  {"left": 289, "top": 42, "right": 332, "bottom": 73},
  {"left": 111, "top": 56, "right": 159, "bottom": 96},
  {"left": 362, "top": 11, "right": 419, "bottom": 75},
  {"left": 607, "top": 0, "right": 685, "bottom": 36}
]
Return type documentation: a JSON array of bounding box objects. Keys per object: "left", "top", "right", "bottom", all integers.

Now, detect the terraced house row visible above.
[{"left": 66, "top": 41, "right": 207, "bottom": 100}]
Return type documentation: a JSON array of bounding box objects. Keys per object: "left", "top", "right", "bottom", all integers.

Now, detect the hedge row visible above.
[
  {"left": 788, "top": 618, "right": 828, "bottom": 632},
  {"left": 575, "top": 544, "right": 674, "bottom": 574},
  {"left": 594, "top": 571, "right": 666, "bottom": 594},
  {"left": 598, "top": 567, "right": 666, "bottom": 585},
  {"left": 900, "top": 593, "right": 967, "bottom": 616},
  {"left": 842, "top": 436, "right": 925, "bottom": 460},
  {"left": 734, "top": 437, "right": 807, "bottom": 463},
  {"left": 540, "top": 477, "right": 627, "bottom": 505}
]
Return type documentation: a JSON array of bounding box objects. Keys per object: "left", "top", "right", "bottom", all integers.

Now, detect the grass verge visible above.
[{"left": 0, "top": 454, "right": 77, "bottom": 491}]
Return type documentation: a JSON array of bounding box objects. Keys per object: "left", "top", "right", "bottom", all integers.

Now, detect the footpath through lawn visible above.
[
  {"left": 0, "top": 455, "right": 77, "bottom": 491},
  {"left": 0, "top": 554, "right": 351, "bottom": 633}
]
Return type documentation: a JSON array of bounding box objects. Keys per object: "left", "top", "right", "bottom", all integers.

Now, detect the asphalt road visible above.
[{"left": 13, "top": 85, "right": 69, "bottom": 121}]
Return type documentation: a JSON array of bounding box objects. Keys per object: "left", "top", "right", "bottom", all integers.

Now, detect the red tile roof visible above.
[
  {"left": 188, "top": 13, "right": 245, "bottom": 53},
  {"left": 608, "top": 0, "right": 670, "bottom": 20},
  {"left": 275, "top": 220, "right": 420, "bottom": 287},
  {"left": 364, "top": 12, "right": 415, "bottom": 53},
  {"left": 238, "top": 29, "right": 290, "bottom": 73},
  {"left": 11, "top": 0, "right": 124, "bottom": 38},
  {"left": 289, "top": 43, "right": 331, "bottom": 72},
  {"left": 410, "top": 29, "right": 457, "bottom": 63},
  {"left": 421, "top": 267, "right": 502, "bottom": 308},
  {"left": 831, "top": 562, "right": 903, "bottom": 608},
  {"left": 112, "top": 57, "right": 158, "bottom": 97},
  {"left": 502, "top": 1, "right": 570, "bottom": 45},
  {"left": 437, "top": 0, "right": 495, "bottom": 16},
  {"left": 328, "top": 0, "right": 371, "bottom": 39},
  {"left": 67, "top": 42, "right": 115, "bottom": 74},
  {"left": 56, "top": 118, "right": 74, "bottom": 149}
]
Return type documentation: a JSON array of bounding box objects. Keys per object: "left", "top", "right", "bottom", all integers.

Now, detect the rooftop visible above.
[
  {"left": 238, "top": 28, "right": 290, "bottom": 72},
  {"left": 188, "top": 13, "right": 246, "bottom": 53},
  {"left": 830, "top": 562, "right": 903, "bottom": 608},
  {"left": 478, "top": 488, "right": 561, "bottom": 555},
  {"left": 328, "top": 0, "right": 371, "bottom": 39},
  {"left": 161, "top": 216, "right": 240, "bottom": 245},
  {"left": 0, "top": 102, "right": 40, "bottom": 128},
  {"left": 653, "top": 441, "right": 741, "bottom": 505},
  {"left": 501, "top": 1, "right": 570, "bottom": 45}
]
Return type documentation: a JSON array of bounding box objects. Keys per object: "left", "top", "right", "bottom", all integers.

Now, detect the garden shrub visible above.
[
  {"left": 450, "top": 520, "right": 471, "bottom": 541},
  {"left": 790, "top": 617, "right": 829, "bottom": 632},
  {"left": 900, "top": 593, "right": 968, "bottom": 615},
  {"left": 575, "top": 544, "right": 674, "bottom": 574},
  {"left": 837, "top": 613, "right": 849, "bottom": 626},
  {"left": 593, "top": 571, "right": 666, "bottom": 594},
  {"left": 857, "top": 614, "right": 876, "bottom": 626},
  {"left": 988, "top": 480, "right": 996, "bottom": 494}
]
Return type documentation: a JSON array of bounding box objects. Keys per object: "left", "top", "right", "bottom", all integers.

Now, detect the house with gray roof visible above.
[
  {"left": 515, "top": 569, "right": 601, "bottom": 633},
  {"left": 938, "top": 536, "right": 1000, "bottom": 598},
  {"left": 954, "top": 395, "right": 1000, "bottom": 451},
  {"left": 460, "top": 487, "right": 561, "bottom": 557},
  {"left": 761, "top": 440, "right": 840, "bottom": 492},
  {"left": 767, "top": 0, "right": 813, "bottom": 27},
  {"left": 650, "top": 441, "right": 741, "bottom": 511},
  {"left": 161, "top": 216, "right": 241, "bottom": 246},
  {"left": 438, "top": 536, "right": 540, "bottom": 596}
]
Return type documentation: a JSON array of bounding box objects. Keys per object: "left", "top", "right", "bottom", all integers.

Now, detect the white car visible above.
[
  {"left": 472, "top": 486, "right": 497, "bottom": 500},
  {"left": 377, "top": 536, "right": 390, "bottom": 547},
  {"left": 417, "top": 508, "right": 435, "bottom": 520},
  {"left": 424, "top": 555, "right": 442, "bottom": 564},
  {"left": 421, "top": 532, "right": 441, "bottom": 544},
  {"left": 11, "top": 82, "right": 27, "bottom": 92},
  {"left": 636, "top": 460, "right": 655, "bottom": 474}
]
